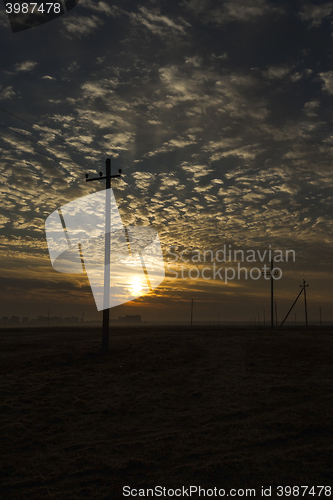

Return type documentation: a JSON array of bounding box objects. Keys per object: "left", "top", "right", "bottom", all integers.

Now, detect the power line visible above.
[
  {"left": 0, "top": 128, "right": 74, "bottom": 166},
  {"left": 0, "top": 105, "right": 99, "bottom": 161},
  {"left": 0, "top": 128, "right": 160, "bottom": 218},
  {"left": 0, "top": 104, "right": 126, "bottom": 174},
  {"left": 0, "top": 122, "right": 98, "bottom": 172}
]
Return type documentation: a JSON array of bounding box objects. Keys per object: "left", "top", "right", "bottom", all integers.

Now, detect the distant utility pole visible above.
[
  {"left": 263, "top": 309, "right": 265, "bottom": 326},
  {"left": 319, "top": 307, "right": 322, "bottom": 326},
  {"left": 85, "top": 158, "right": 121, "bottom": 353},
  {"left": 257, "top": 311, "right": 260, "bottom": 325},
  {"left": 190, "top": 299, "right": 194, "bottom": 326},
  {"left": 301, "top": 279, "right": 309, "bottom": 326},
  {"left": 262, "top": 260, "right": 279, "bottom": 329}
]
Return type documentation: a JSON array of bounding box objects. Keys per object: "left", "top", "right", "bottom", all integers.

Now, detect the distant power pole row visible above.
[
  {"left": 253, "top": 275, "right": 313, "bottom": 328},
  {"left": 190, "top": 276, "right": 316, "bottom": 328}
]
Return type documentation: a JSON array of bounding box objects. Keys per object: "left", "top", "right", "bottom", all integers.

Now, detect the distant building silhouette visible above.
[{"left": 117, "top": 315, "right": 142, "bottom": 324}]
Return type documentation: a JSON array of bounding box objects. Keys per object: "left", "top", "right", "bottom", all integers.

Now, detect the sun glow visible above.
[{"left": 129, "top": 276, "right": 145, "bottom": 296}]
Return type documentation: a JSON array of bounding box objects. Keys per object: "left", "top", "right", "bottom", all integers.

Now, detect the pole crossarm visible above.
[{"left": 86, "top": 169, "right": 121, "bottom": 182}]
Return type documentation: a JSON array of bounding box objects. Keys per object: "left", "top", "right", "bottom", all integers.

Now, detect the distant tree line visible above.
[
  {"left": 0, "top": 315, "right": 83, "bottom": 327},
  {"left": 0, "top": 314, "right": 142, "bottom": 327}
]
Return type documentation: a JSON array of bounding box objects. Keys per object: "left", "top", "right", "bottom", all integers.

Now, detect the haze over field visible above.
[{"left": 0, "top": 1, "right": 333, "bottom": 322}]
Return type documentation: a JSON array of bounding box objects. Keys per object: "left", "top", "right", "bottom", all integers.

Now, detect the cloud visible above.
[
  {"left": 303, "top": 99, "right": 320, "bottom": 117},
  {"left": 80, "top": 0, "right": 121, "bottom": 17},
  {"left": 0, "top": 85, "right": 15, "bottom": 99},
  {"left": 102, "top": 132, "right": 134, "bottom": 151},
  {"left": 181, "top": 0, "right": 280, "bottom": 25},
  {"left": 81, "top": 80, "right": 118, "bottom": 99},
  {"left": 62, "top": 15, "right": 103, "bottom": 37},
  {"left": 263, "top": 65, "right": 291, "bottom": 80},
  {"left": 14, "top": 61, "right": 38, "bottom": 72},
  {"left": 319, "top": 71, "right": 333, "bottom": 94},
  {"left": 133, "top": 171, "right": 156, "bottom": 192},
  {"left": 129, "top": 6, "right": 191, "bottom": 39},
  {"left": 299, "top": 3, "right": 333, "bottom": 27},
  {"left": 181, "top": 163, "right": 213, "bottom": 178}
]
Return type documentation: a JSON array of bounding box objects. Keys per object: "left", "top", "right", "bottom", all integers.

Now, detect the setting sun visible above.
[{"left": 129, "top": 276, "right": 145, "bottom": 296}]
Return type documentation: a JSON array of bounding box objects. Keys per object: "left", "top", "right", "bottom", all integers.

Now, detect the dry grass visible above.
[{"left": 0, "top": 325, "right": 332, "bottom": 499}]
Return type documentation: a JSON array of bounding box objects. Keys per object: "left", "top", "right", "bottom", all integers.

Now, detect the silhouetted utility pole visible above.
[
  {"left": 263, "top": 309, "right": 265, "bottom": 326},
  {"left": 262, "top": 260, "right": 279, "bottom": 329},
  {"left": 319, "top": 307, "right": 322, "bottom": 326},
  {"left": 85, "top": 158, "right": 121, "bottom": 353},
  {"left": 190, "top": 299, "right": 194, "bottom": 326},
  {"left": 301, "top": 279, "right": 309, "bottom": 326}
]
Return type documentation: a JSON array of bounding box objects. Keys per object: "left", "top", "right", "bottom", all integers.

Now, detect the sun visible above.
[{"left": 129, "top": 276, "right": 144, "bottom": 296}]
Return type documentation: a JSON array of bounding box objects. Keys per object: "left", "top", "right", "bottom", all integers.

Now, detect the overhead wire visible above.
[
  {"left": 0, "top": 104, "right": 139, "bottom": 177},
  {"left": 0, "top": 105, "right": 101, "bottom": 163},
  {"left": 0, "top": 126, "right": 163, "bottom": 217},
  {"left": 0, "top": 128, "right": 74, "bottom": 165},
  {"left": 0, "top": 122, "right": 99, "bottom": 173},
  {"left": 0, "top": 105, "right": 158, "bottom": 196},
  {"left": 0, "top": 116, "right": 162, "bottom": 203}
]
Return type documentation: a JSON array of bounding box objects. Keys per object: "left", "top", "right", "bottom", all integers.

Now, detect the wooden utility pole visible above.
[
  {"left": 85, "top": 158, "right": 121, "bottom": 353},
  {"left": 301, "top": 279, "right": 309, "bottom": 326},
  {"left": 262, "top": 260, "right": 279, "bottom": 329}
]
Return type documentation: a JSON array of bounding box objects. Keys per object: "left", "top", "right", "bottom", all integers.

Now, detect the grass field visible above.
[{"left": 0, "top": 325, "right": 332, "bottom": 499}]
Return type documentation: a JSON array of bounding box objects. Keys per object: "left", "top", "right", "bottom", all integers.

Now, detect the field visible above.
[{"left": 0, "top": 325, "right": 332, "bottom": 499}]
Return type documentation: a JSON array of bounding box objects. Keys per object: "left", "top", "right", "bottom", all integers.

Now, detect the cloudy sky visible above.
[{"left": 0, "top": 0, "right": 333, "bottom": 324}]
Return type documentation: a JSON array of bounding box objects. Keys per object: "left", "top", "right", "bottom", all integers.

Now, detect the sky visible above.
[{"left": 0, "top": 0, "right": 333, "bottom": 324}]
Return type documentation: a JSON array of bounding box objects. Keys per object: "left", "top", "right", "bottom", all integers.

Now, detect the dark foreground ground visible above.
[{"left": 0, "top": 325, "right": 332, "bottom": 500}]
